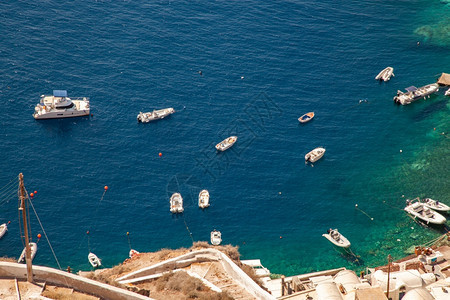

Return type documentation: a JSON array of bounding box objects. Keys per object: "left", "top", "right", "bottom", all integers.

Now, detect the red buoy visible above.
[
  {"left": 86, "top": 230, "right": 90, "bottom": 235},
  {"left": 159, "top": 152, "right": 162, "bottom": 157},
  {"left": 34, "top": 190, "right": 37, "bottom": 194},
  {"left": 30, "top": 193, "right": 34, "bottom": 197},
  {"left": 37, "top": 234, "right": 42, "bottom": 239},
  {"left": 104, "top": 186, "right": 108, "bottom": 191}
]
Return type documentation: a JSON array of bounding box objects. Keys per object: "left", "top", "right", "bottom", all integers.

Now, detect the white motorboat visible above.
[
  {"left": 421, "top": 198, "right": 450, "bottom": 213},
  {"left": 393, "top": 83, "right": 439, "bottom": 105},
  {"left": 137, "top": 108, "right": 175, "bottom": 123},
  {"left": 375, "top": 67, "right": 394, "bottom": 82},
  {"left": 445, "top": 88, "right": 450, "bottom": 96},
  {"left": 322, "top": 229, "right": 351, "bottom": 248},
  {"left": 18, "top": 242, "right": 38, "bottom": 263},
  {"left": 215, "top": 136, "right": 237, "bottom": 151},
  {"left": 305, "top": 147, "right": 326, "bottom": 163},
  {"left": 88, "top": 252, "right": 102, "bottom": 268},
  {"left": 129, "top": 249, "right": 140, "bottom": 258},
  {"left": 198, "top": 190, "right": 210, "bottom": 209},
  {"left": 210, "top": 230, "right": 222, "bottom": 246},
  {"left": 0, "top": 223, "right": 8, "bottom": 239},
  {"left": 33, "top": 90, "right": 90, "bottom": 120},
  {"left": 404, "top": 198, "right": 447, "bottom": 225},
  {"left": 170, "top": 193, "right": 184, "bottom": 213},
  {"left": 298, "top": 112, "right": 315, "bottom": 123}
]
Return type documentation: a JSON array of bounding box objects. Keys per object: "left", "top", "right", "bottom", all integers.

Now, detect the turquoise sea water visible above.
[{"left": 0, "top": 1, "right": 449, "bottom": 276}]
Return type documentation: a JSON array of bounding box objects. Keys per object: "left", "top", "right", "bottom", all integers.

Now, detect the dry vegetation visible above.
[
  {"left": 82, "top": 242, "right": 259, "bottom": 299},
  {"left": 0, "top": 256, "right": 17, "bottom": 263}
]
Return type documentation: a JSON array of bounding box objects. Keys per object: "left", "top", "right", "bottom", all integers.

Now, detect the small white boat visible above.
[
  {"left": 88, "top": 252, "right": 102, "bottom": 268},
  {"left": 129, "top": 249, "right": 140, "bottom": 258},
  {"left": 298, "top": 112, "right": 315, "bottom": 123},
  {"left": 198, "top": 190, "right": 210, "bottom": 209},
  {"left": 215, "top": 136, "right": 237, "bottom": 151},
  {"left": 18, "top": 242, "right": 38, "bottom": 263},
  {"left": 305, "top": 147, "right": 326, "bottom": 163},
  {"left": 0, "top": 223, "right": 8, "bottom": 239},
  {"left": 33, "top": 90, "right": 90, "bottom": 120},
  {"left": 393, "top": 83, "right": 439, "bottom": 105},
  {"left": 375, "top": 67, "right": 394, "bottom": 82},
  {"left": 322, "top": 229, "right": 351, "bottom": 248},
  {"left": 210, "top": 230, "right": 222, "bottom": 246},
  {"left": 170, "top": 193, "right": 184, "bottom": 213},
  {"left": 404, "top": 198, "right": 447, "bottom": 225},
  {"left": 421, "top": 198, "right": 450, "bottom": 213},
  {"left": 137, "top": 108, "right": 175, "bottom": 123},
  {"left": 445, "top": 88, "right": 450, "bottom": 96}
]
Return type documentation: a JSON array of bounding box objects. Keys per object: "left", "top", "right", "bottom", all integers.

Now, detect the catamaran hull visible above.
[{"left": 33, "top": 110, "right": 90, "bottom": 120}]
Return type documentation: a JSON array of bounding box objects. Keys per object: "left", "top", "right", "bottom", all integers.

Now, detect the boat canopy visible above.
[
  {"left": 53, "top": 90, "right": 68, "bottom": 97},
  {"left": 437, "top": 73, "right": 450, "bottom": 86},
  {"left": 405, "top": 86, "right": 418, "bottom": 92}
]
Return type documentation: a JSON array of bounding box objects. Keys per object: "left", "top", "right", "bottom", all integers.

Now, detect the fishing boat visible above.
[
  {"left": 0, "top": 223, "right": 7, "bottom": 239},
  {"left": 375, "top": 67, "right": 394, "bottom": 82},
  {"left": 305, "top": 147, "right": 326, "bottom": 163},
  {"left": 170, "top": 193, "right": 184, "bottom": 213},
  {"left": 137, "top": 108, "right": 175, "bottom": 123},
  {"left": 33, "top": 90, "right": 90, "bottom": 120},
  {"left": 88, "top": 252, "right": 102, "bottom": 268},
  {"left": 445, "top": 88, "right": 450, "bottom": 96},
  {"left": 215, "top": 136, "right": 237, "bottom": 151},
  {"left": 210, "top": 230, "right": 222, "bottom": 246},
  {"left": 404, "top": 198, "right": 446, "bottom": 225},
  {"left": 298, "top": 112, "right": 315, "bottom": 123},
  {"left": 393, "top": 83, "right": 439, "bottom": 105},
  {"left": 198, "top": 190, "right": 210, "bottom": 209},
  {"left": 18, "top": 242, "right": 37, "bottom": 263},
  {"left": 322, "top": 229, "right": 351, "bottom": 248},
  {"left": 129, "top": 249, "right": 140, "bottom": 258},
  {"left": 421, "top": 198, "right": 450, "bottom": 213}
]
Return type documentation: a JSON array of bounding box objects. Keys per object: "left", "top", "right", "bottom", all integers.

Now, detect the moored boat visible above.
[
  {"left": 0, "top": 222, "right": 8, "bottom": 239},
  {"left": 421, "top": 198, "right": 450, "bottom": 213},
  {"left": 33, "top": 90, "right": 90, "bottom": 120},
  {"left": 210, "top": 230, "right": 222, "bottom": 246},
  {"left": 129, "top": 249, "right": 140, "bottom": 258},
  {"left": 198, "top": 190, "right": 210, "bottom": 209},
  {"left": 170, "top": 193, "right": 184, "bottom": 213},
  {"left": 445, "top": 88, "right": 450, "bottom": 96},
  {"left": 88, "top": 252, "right": 102, "bottom": 268},
  {"left": 215, "top": 136, "right": 237, "bottom": 151},
  {"left": 393, "top": 83, "right": 439, "bottom": 105},
  {"left": 322, "top": 229, "right": 351, "bottom": 248},
  {"left": 18, "top": 242, "right": 38, "bottom": 263},
  {"left": 298, "top": 112, "right": 315, "bottom": 123},
  {"left": 375, "top": 67, "right": 394, "bottom": 82},
  {"left": 305, "top": 147, "right": 326, "bottom": 163},
  {"left": 404, "top": 198, "right": 446, "bottom": 225},
  {"left": 137, "top": 108, "right": 175, "bottom": 123}
]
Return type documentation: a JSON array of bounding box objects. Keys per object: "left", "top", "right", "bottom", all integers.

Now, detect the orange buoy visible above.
[
  {"left": 30, "top": 193, "right": 34, "bottom": 197},
  {"left": 104, "top": 186, "right": 108, "bottom": 191},
  {"left": 34, "top": 190, "right": 37, "bottom": 194},
  {"left": 37, "top": 234, "right": 42, "bottom": 239},
  {"left": 434, "top": 128, "right": 436, "bottom": 131},
  {"left": 86, "top": 230, "right": 90, "bottom": 235},
  {"left": 280, "top": 236, "right": 283, "bottom": 239},
  {"left": 159, "top": 152, "right": 162, "bottom": 157}
]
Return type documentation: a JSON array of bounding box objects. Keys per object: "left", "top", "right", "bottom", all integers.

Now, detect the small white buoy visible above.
[
  {"left": 417, "top": 41, "right": 420, "bottom": 46},
  {"left": 400, "top": 149, "right": 403, "bottom": 153},
  {"left": 240, "top": 76, "right": 244, "bottom": 79},
  {"left": 278, "top": 192, "right": 282, "bottom": 195},
  {"left": 355, "top": 204, "right": 358, "bottom": 208},
  {"left": 371, "top": 218, "right": 374, "bottom": 221},
  {"left": 402, "top": 195, "right": 405, "bottom": 198},
  {"left": 411, "top": 227, "right": 414, "bottom": 230},
  {"left": 397, "top": 239, "right": 401, "bottom": 242}
]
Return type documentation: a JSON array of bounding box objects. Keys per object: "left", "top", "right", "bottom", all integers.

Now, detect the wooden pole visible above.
[
  {"left": 386, "top": 254, "right": 392, "bottom": 299},
  {"left": 18, "top": 173, "right": 33, "bottom": 283}
]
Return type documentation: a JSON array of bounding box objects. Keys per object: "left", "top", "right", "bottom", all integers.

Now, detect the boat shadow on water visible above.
[
  {"left": 412, "top": 99, "right": 447, "bottom": 121},
  {"left": 332, "top": 246, "right": 365, "bottom": 266},
  {"left": 35, "top": 116, "right": 91, "bottom": 134}
]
